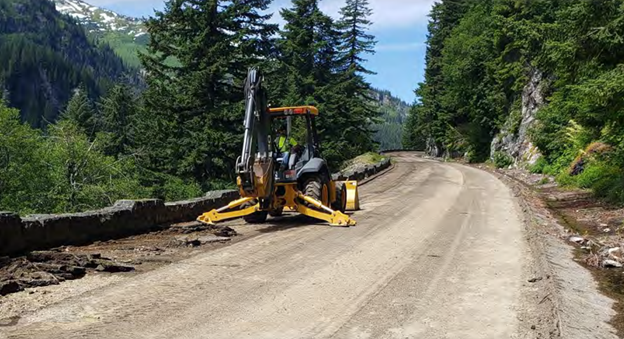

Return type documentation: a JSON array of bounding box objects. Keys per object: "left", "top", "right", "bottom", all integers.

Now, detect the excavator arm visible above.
[{"left": 236, "top": 68, "right": 275, "bottom": 200}]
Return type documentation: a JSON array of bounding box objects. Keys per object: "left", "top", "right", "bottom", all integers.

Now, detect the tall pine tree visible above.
[
  {"left": 334, "top": 0, "right": 379, "bottom": 155},
  {"left": 405, "top": 0, "right": 474, "bottom": 156},
  {"left": 96, "top": 84, "right": 139, "bottom": 157},
  {"left": 138, "top": 0, "right": 277, "bottom": 187},
  {"left": 58, "top": 86, "right": 97, "bottom": 138},
  {"left": 278, "top": 0, "right": 379, "bottom": 167},
  {"left": 279, "top": 0, "right": 325, "bottom": 106}
]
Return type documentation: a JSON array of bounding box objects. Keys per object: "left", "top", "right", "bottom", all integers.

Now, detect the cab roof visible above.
[{"left": 268, "top": 106, "right": 319, "bottom": 117}]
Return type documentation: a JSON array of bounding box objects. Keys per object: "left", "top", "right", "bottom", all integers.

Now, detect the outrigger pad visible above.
[{"left": 344, "top": 181, "right": 360, "bottom": 211}]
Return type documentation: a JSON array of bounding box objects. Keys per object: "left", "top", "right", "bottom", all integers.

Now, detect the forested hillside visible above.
[
  {"left": 0, "top": 0, "right": 133, "bottom": 127},
  {"left": 371, "top": 89, "right": 409, "bottom": 150},
  {"left": 404, "top": 0, "right": 624, "bottom": 203},
  {"left": 0, "top": 0, "right": 382, "bottom": 216},
  {"left": 55, "top": 0, "right": 407, "bottom": 150}
]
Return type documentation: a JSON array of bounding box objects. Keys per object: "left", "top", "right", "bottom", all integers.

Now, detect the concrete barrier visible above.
[{"left": 0, "top": 159, "right": 391, "bottom": 257}]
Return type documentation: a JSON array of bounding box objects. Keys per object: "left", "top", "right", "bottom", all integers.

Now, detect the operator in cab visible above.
[{"left": 276, "top": 126, "right": 300, "bottom": 169}]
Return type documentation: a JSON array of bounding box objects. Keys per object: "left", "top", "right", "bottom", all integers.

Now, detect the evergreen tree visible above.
[
  {"left": 335, "top": 0, "right": 379, "bottom": 154},
  {"left": 278, "top": 0, "right": 379, "bottom": 166},
  {"left": 404, "top": 0, "right": 473, "bottom": 156},
  {"left": 138, "top": 0, "right": 277, "bottom": 186},
  {"left": 59, "top": 86, "right": 97, "bottom": 137},
  {"left": 97, "top": 84, "right": 139, "bottom": 157},
  {"left": 337, "top": 0, "right": 376, "bottom": 75},
  {"left": 279, "top": 0, "right": 325, "bottom": 106}
]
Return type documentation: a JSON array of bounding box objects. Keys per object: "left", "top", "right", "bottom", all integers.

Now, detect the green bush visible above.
[
  {"left": 159, "top": 178, "right": 204, "bottom": 202},
  {"left": 493, "top": 151, "right": 514, "bottom": 169},
  {"left": 44, "top": 121, "right": 150, "bottom": 213},
  {"left": 465, "top": 150, "right": 480, "bottom": 164},
  {"left": 575, "top": 163, "right": 615, "bottom": 189},
  {"left": 577, "top": 162, "right": 624, "bottom": 203},
  {"left": 555, "top": 171, "right": 576, "bottom": 187},
  {"left": 529, "top": 157, "right": 548, "bottom": 174},
  {"left": 554, "top": 159, "right": 624, "bottom": 205}
]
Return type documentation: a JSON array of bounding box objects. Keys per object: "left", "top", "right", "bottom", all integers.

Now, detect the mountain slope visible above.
[
  {"left": 53, "top": 0, "right": 148, "bottom": 67},
  {"left": 0, "top": 0, "right": 132, "bottom": 127},
  {"left": 371, "top": 89, "right": 410, "bottom": 150}
]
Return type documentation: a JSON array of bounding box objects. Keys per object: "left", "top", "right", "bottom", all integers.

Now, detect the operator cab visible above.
[{"left": 269, "top": 106, "right": 321, "bottom": 183}]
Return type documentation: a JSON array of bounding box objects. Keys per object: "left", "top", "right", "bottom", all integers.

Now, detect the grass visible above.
[
  {"left": 353, "top": 152, "right": 386, "bottom": 165},
  {"left": 341, "top": 152, "right": 388, "bottom": 171}
]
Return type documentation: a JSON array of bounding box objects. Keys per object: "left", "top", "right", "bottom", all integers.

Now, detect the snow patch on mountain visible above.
[{"left": 53, "top": 0, "right": 147, "bottom": 40}]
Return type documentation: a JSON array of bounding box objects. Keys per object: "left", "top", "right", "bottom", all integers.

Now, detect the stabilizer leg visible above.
[
  {"left": 197, "top": 197, "right": 258, "bottom": 225},
  {"left": 296, "top": 192, "right": 356, "bottom": 227}
]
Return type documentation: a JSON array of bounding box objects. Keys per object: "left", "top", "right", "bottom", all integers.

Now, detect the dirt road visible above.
[{"left": 1, "top": 153, "right": 536, "bottom": 339}]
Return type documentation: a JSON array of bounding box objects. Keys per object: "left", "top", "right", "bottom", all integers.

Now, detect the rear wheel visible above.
[{"left": 241, "top": 200, "right": 268, "bottom": 224}]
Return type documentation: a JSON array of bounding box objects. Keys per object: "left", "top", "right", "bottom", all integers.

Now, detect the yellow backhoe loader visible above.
[{"left": 197, "top": 68, "right": 359, "bottom": 227}]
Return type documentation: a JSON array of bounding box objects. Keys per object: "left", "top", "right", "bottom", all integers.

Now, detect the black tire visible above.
[
  {"left": 303, "top": 175, "right": 331, "bottom": 212},
  {"left": 303, "top": 176, "right": 323, "bottom": 204},
  {"left": 331, "top": 184, "right": 347, "bottom": 213},
  {"left": 242, "top": 200, "right": 268, "bottom": 224},
  {"left": 269, "top": 208, "right": 284, "bottom": 217}
]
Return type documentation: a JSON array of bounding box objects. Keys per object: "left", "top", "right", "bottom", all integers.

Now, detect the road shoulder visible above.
[{"left": 491, "top": 169, "right": 619, "bottom": 339}]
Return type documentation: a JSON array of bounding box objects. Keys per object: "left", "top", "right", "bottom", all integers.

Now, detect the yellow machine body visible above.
[{"left": 197, "top": 100, "right": 361, "bottom": 227}]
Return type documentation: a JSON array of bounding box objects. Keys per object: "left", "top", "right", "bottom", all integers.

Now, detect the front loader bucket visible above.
[{"left": 344, "top": 181, "right": 360, "bottom": 211}]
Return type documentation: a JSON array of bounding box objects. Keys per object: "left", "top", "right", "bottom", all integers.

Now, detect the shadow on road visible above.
[{"left": 254, "top": 214, "right": 332, "bottom": 234}]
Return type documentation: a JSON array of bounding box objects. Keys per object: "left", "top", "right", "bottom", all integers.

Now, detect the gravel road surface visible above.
[{"left": 1, "top": 153, "right": 534, "bottom": 339}]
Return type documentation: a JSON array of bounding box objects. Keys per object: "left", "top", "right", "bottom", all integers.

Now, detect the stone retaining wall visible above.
[
  {"left": 0, "top": 158, "right": 392, "bottom": 256},
  {"left": 332, "top": 158, "right": 392, "bottom": 182},
  {"left": 0, "top": 191, "right": 238, "bottom": 256}
]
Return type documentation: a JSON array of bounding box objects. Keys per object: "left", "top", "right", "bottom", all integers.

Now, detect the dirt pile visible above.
[{"left": 0, "top": 251, "right": 134, "bottom": 296}]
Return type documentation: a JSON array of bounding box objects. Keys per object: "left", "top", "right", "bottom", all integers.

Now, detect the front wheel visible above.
[{"left": 331, "top": 183, "right": 347, "bottom": 213}]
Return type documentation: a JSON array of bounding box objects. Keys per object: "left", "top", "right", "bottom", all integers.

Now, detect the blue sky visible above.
[{"left": 88, "top": 0, "right": 435, "bottom": 103}]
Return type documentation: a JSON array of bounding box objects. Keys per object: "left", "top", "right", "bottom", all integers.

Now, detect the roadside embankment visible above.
[{"left": 476, "top": 164, "right": 621, "bottom": 339}]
